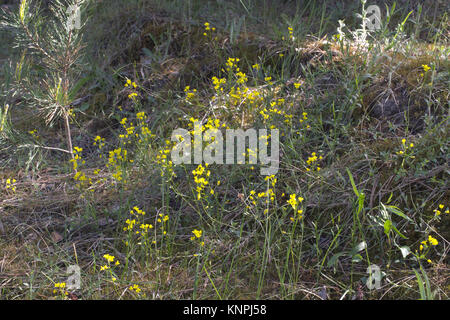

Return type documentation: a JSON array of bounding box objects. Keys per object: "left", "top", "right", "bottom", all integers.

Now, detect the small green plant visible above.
[
  {"left": 413, "top": 266, "right": 435, "bottom": 300},
  {"left": 0, "top": 0, "right": 89, "bottom": 162}
]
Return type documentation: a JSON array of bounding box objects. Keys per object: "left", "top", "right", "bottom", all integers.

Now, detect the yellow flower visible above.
[
  {"left": 422, "top": 64, "right": 431, "bottom": 72},
  {"left": 129, "top": 284, "right": 141, "bottom": 293},
  {"left": 192, "top": 229, "right": 202, "bottom": 239},
  {"left": 6, "top": 178, "right": 17, "bottom": 192},
  {"left": 428, "top": 235, "right": 438, "bottom": 246},
  {"left": 103, "top": 254, "right": 115, "bottom": 263},
  {"left": 288, "top": 194, "right": 298, "bottom": 210}
]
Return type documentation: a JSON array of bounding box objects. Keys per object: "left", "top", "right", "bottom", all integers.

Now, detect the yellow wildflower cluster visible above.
[
  {"left": 140, "top": 223, "right": 153, "bottom": 234},
  {"left": 295, "top": 112, "right": 310, "bottom": 133},
  {"left": 246, "top": 175, "right": 277, "bottom": 214},
  {"left": 123, "top": 206, "right": 158, "bottom": 242},
  {"left": 70, "top": 146, "right": 85, "bottom": 171},
  {"left": 29, "top": 129, "right": 39, "bottom": 139},
  {"left": 192, "top": 163, "right": 211, "bottom": 200},
  {"left": 287, "top": 193, "right": 304, "bottom": 220},
  {"left": 212, "top": 76, "right": 226, "bottom": 93},
  {"left": 225, "top": 57, "right": 240, "bottom": 73},
  {"left": 190, "top": 229, "right": 205, "bottom": 247},
  {"left": 259, "top": 99, "right": 294, "bottom": 126},
  {"left": 89, "top": 113, "right": 153, "bottom": 185},
  {"left": 124, "top": 218, "right": 136, "bottom": 231},
  {"left": 209, "top": 57, "right": 275, "bottom": 124},
  {"left": 202, "top": 118, "right": 226, "bottom": 160},
  {"left": 157, "top": 213, "right": 169, "bottom": 236},
  {"left": 93, "top": 135, "right": 105, "bottom": 150},
  {"left": 104, "top": 253, "right": 115, "bottom": 262},
  {"left": 107, "top": 147, "right": 128, "bottom": 183},
  {"left": 68, "top": 108, "right": 75, "bottom": 120},
  {"left": 69, "top": 147, "right": 94, "bottom": 189},
  {"left": 124, "top": 78, "right": 137, "bottom": 89},
  {"left": 420, "top": 64, "right": 431, "bottom": 77},
  {"left": 264, "top": 76, "right": 273, "bottom": 85},
  {"left": 288, "top": 26, "right": 294, "bottom": 41},
  {"left": 108, "top": 147, "right": 127, "bottom": 165},
  {"left": 184, "top": 86, "right": 197, "bottom": 102},
  {"left": 306, "top": 152, "right": 323, "bottom": 172},
  {"left": 156, "top": 140, "right": 175, "bottom": 179},
  {"left": 5, "top": 178, "right": 16, "bottom": 192},
  {"left": 396, "top": 138, "right": 414, "bottom": 156},
  {"left": 124, "top": 79, "right": 138, "bottom": 100},
  {"left": 100, "top": 253, "right": 120, "bottom": 272},
  {"left": 131, "top": 206, "right": 146, "bottom": 216},
  {"left": 135, "top": 112, "right": 154, "bottom": 143},
  {"left": 417, "top": 235, "right": 439, "bottom": 263},
  {"left": 123, "top": 206, "right": 147, "bottom": 232},
  {"left": 228, "top": 85, "right": 250, "bottom": 106},
  {"left": 129, "top": 284, "right": 141, "bottom": 293},
  {"left": 53, "top": 282, "right": 68, "bottom": 296},
  {"left": 73, "top": 170, "right": 92, "bottom": 189},
  {"left": 433, "top": 204, "right": 449, "bottom": 216},
  {"left": 203, "top": 22, "right": 216, "bottom": 37},
  {"left": 119, "top": 113, "right": 155, "bottom": 146},
  {"left": 299, "top": 112, "right": 308, "bottom": 123},
  {"left": 128, "top": 92, "right": 138, "bottom": 100},
  {"left": 119, "top": 117, "right": 137, "bottom": 144}
]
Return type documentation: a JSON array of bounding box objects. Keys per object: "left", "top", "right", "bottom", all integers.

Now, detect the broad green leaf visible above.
[
  {"left": 386, "top": 205, "right": 413, "bottom": 223},
  {"left": 384, "top": 219, "right": 392, "bottom": 236},
  {"left": 346, "top": 168, "right": 360, "bottom": 197},
  {"left": 413, "top": 268, "right": 426, "bottom": 300},
  {"left": 327, "top": 252, "right": 347, "bottom": 268}
]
